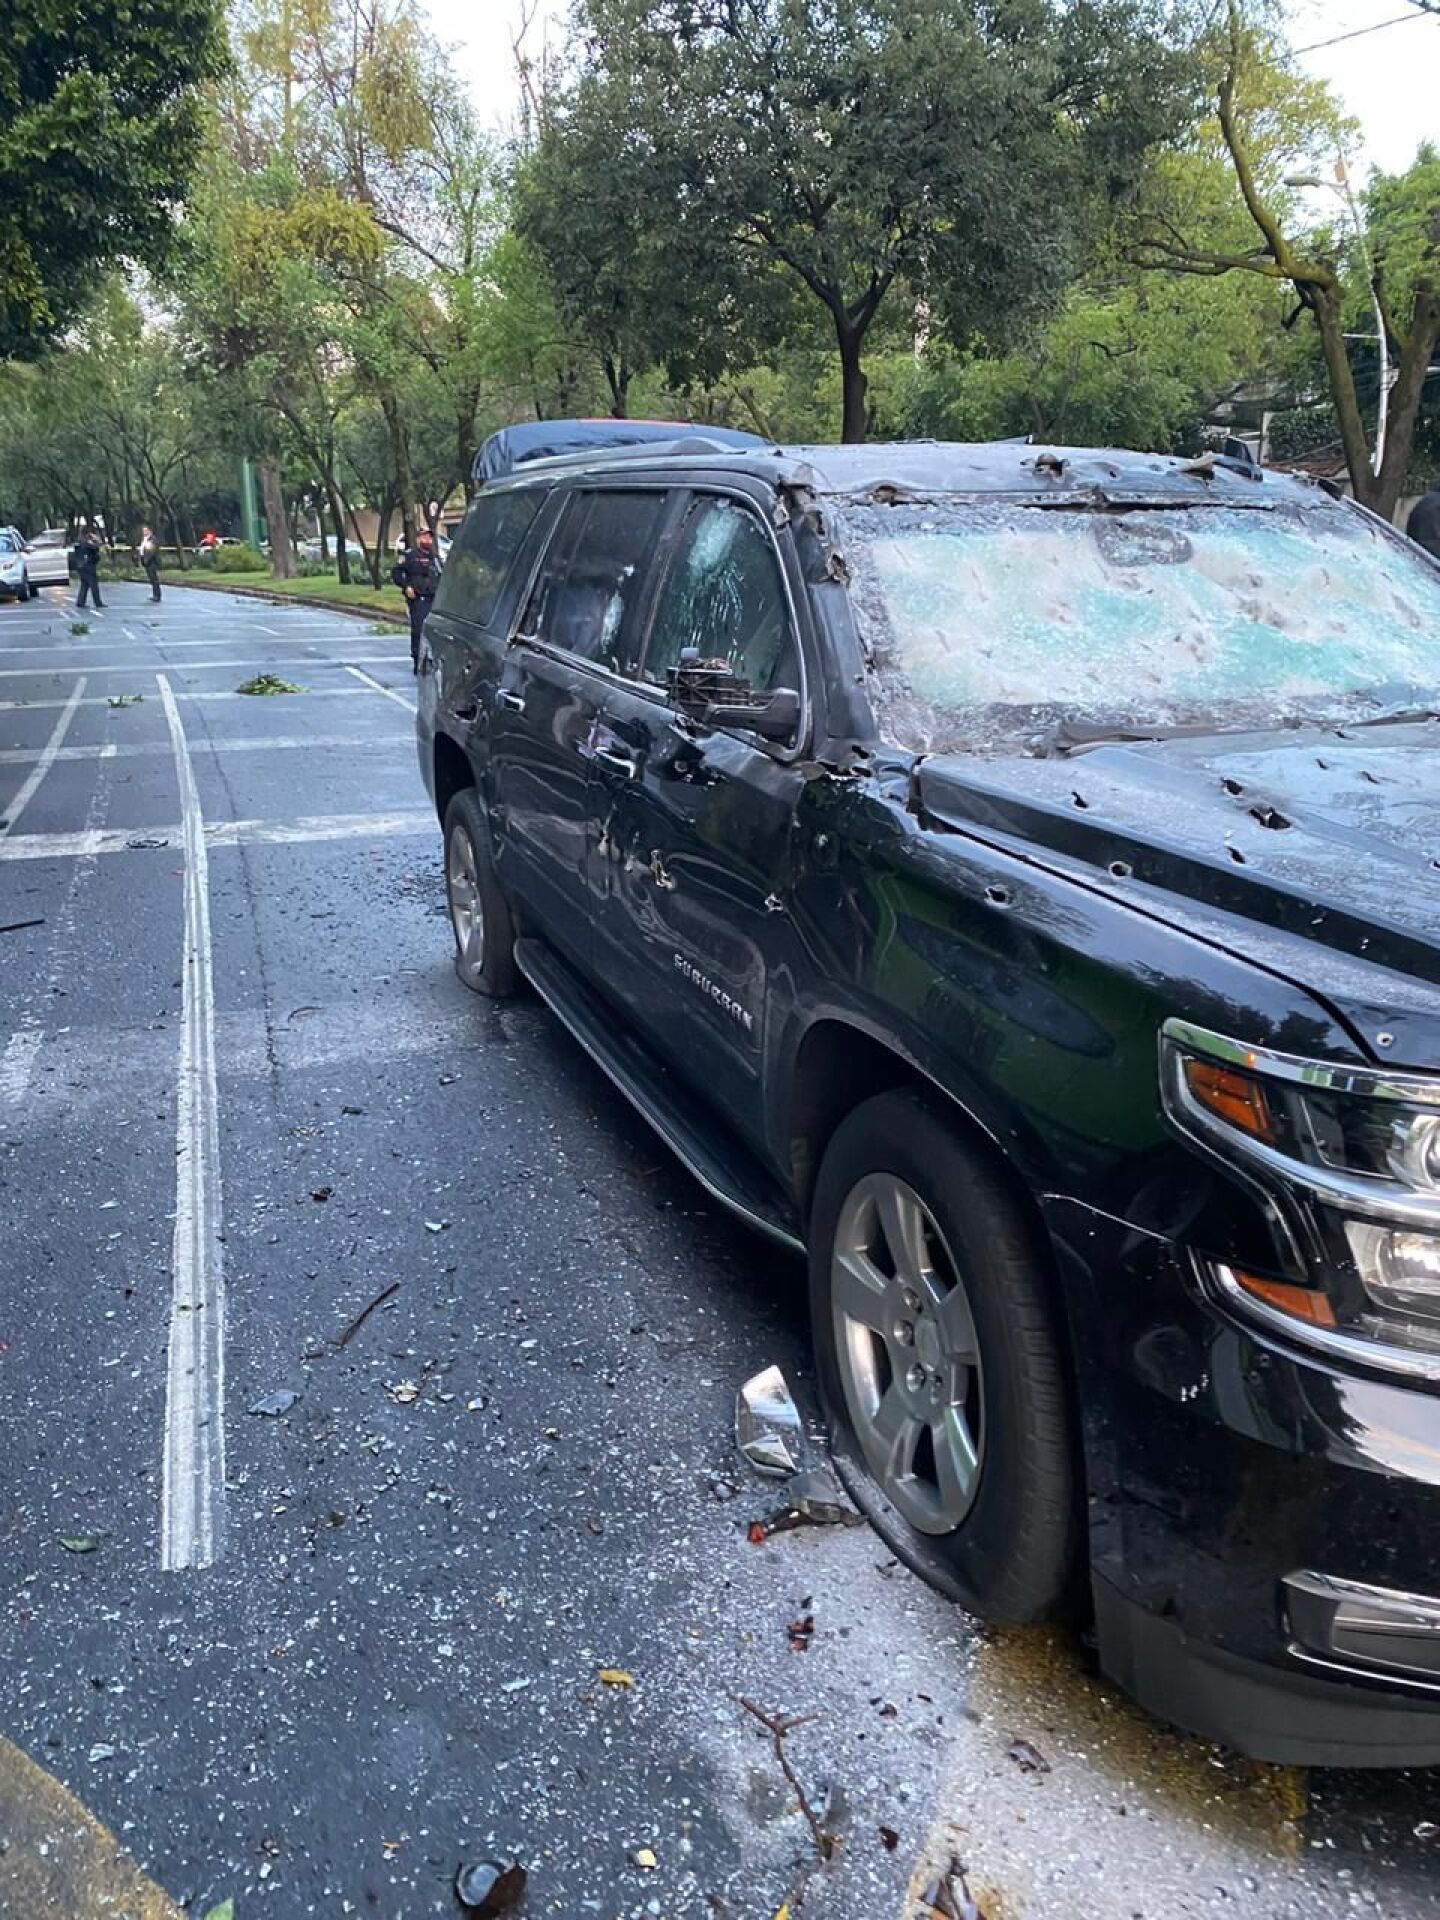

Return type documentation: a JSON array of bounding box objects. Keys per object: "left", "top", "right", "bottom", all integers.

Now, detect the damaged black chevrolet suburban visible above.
[{"left": 418, "top": 437, "right": 1440, "bottom": 1766}]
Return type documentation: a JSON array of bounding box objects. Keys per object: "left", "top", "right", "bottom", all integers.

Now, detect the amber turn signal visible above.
[
  {"left": 1233, "top": 1270, "right": 1337, "bottom": 1328},
  {"left": 1183, "top": 1058, "right": 1273, "bottom": 1139}
]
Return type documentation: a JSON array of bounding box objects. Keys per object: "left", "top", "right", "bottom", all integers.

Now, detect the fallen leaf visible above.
[
  {"left": 59, "top": 1535, "right": 102, "bottom": 1553},
  {"left": 598, "top": 1667, "right": 634, "bottom": 1689},
  {"left": 202, "top": 1902, "right": 235, "bottom": 1920}
]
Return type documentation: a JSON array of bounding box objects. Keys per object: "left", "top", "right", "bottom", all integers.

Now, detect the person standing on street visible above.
[
  {"left": 72, "top": 522, "right": 105, "bottom": 610},
  {"left": 139, "top": 525, "right": 162, "bottom": 601},
  {"left": 391, "top": 523, "right": 442, "bottom": 671},
  {"left": 1406, "top": 484, "right": 1440, "bottom": 562}
]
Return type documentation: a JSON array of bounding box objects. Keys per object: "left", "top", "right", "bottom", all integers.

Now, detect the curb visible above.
[{"left": 141, "top": 575, "right": 408, "bottom": 626}]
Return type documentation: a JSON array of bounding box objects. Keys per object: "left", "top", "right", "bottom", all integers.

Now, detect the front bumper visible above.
[{"left": 1044, "top": 1194, "right": 1440, "bottom": 1766}]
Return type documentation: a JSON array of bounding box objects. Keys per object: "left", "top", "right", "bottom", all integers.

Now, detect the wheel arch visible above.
[{"left": 432, "top": 731, "right": 475, "bottom": 827}]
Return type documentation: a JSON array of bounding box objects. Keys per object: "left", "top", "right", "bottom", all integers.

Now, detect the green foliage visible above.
[
  {"left": 211, "top": 543, "right": 268, "bottom": 572},
  {"left": 560, "top": 0, "right": 1196, "bottom": 436},
  {"left": 0, "top": 0, "right": 227, "bottom": 358}
]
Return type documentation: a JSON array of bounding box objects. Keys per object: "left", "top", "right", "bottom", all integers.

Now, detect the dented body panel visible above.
[{"left": 418, "top": 438, "right": 1440, "bottom": 1765}]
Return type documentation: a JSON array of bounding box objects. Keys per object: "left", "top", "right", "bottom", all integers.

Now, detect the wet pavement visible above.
[{"left": 0, "top": 581, "right": 1437, "bottom": 1919}]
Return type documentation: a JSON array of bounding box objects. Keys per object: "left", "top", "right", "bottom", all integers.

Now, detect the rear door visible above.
[
  {"left": 588, "top": 489, "right": 811, "bottom": 1142},
  {"left": 488, "top": 486, "right": 671, "bottom": 969}
]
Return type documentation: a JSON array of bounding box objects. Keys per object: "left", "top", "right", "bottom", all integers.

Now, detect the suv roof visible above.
[{"left": 503, "top": 438, "right": 1326, "bottom": 508}]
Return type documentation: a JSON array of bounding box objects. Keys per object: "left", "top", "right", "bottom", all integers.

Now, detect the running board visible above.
[{"left": 514, "top": 936, "right": 805, "bottom": 1254}]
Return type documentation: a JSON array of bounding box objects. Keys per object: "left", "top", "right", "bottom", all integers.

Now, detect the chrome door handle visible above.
[
  {"left": 593, "top": 746, "right": 639, "bottom": 779},
  {"left": 496, "top": 689, "right": 526, "bottom": 713}
]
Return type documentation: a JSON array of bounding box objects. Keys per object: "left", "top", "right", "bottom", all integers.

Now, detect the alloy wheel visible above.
[
  {"left": 446, "top": 821, "right": 485, "bottom": 982},
  {"left": 831, "top": 1172, "right": 985, "bottom": 1536}
]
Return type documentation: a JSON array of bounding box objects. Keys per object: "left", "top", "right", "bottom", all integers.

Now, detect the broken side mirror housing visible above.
[{"left": 668, "top": 647, "right": 799, "bottom": 743}]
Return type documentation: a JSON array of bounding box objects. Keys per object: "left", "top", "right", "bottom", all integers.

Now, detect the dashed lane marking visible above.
[
  {"left": 0, "top": 676, "right": 85, "bottom": 837},
  {"left": 0, "top": 732, "right": 410, "bottom": 766},
  {"left": 0, "top": 687, "right": 381, "bottom": 710},
  {"left": 0, "top": 1734, "right": 183, "bottom": 1919},
  {"left": 157, "top": 671, "right": 226, "bottom": 1572},
  {"left": 0, "top": 653, "right": 402, "bottom": 677},
  {"left": 344, "top": 661, "right": 418, "bottom": 713},
  {"left": 0, "top": 1027, "right": 43, "bottom": 1107},
  {"left": 0, "top": 808, "right": 435, "bottom": 862}
]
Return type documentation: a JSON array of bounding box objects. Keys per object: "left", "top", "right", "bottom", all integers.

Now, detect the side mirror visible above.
[
  {"left": 668, "top": 648, "right": 799, "bottom": 743},
  {"left": 703, "top": 687, "right": 800, "bottom": 742}
]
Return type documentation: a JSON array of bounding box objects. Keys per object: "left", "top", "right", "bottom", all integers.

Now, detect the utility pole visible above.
[{"left": 239, "top": 458, "right": 262, "bottom": 551}]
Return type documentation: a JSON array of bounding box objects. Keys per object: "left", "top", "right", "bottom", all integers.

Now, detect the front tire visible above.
[
  {"left": 443, "top": 788, "right": 517, "bottom": 998},
  {"left": 809, "top": 1088, "right": 1077, "bottom": 1623}
]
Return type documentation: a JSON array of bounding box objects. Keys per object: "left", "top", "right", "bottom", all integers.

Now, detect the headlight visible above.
[{"left": 1162, "top": 1019, "right": 1440, "bottom": 1371}]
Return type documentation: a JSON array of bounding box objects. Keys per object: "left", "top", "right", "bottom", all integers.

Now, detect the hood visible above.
[{"left": 913, "top": 718, "right": 1440, "bottom": 1070}]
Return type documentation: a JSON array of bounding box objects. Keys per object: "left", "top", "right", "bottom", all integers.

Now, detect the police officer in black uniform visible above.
[
  {"left": 390, "top": 524, "right": 442, "bottom": 670},
  {"left": 71, "top": 522, "right": 105, "bottom": 610}
]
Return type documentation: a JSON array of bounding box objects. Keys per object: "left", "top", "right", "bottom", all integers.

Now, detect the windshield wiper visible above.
[{"left": 1343, "top": 708, "right": 1440, "bottom": 730}]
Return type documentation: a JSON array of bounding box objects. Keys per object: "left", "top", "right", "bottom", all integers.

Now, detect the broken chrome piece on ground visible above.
[
  {"left": 735, "top": 1364, "right": 808, "bottom": 1477},
  {"left": 753, "top": 1464, "right": 864, "bottom": 1539},
  {"left": 453, "top": 1858, "right": 527, "bottom": 1913}
]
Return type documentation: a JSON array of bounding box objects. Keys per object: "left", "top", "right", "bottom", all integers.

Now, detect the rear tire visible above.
[
  {"left": 443, "top": 787, "right": 517, "bottom": 998},
  {"left": 809, "top": 1088, "right": 1077, "bottom": 1624}
]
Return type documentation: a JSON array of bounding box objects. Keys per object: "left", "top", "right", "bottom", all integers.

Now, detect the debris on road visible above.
[
  {"left": 125, "top": 835, "right": 169, "bottom": 850},
  {"left": 59, "top": 1534, "right": 103, "bottom": 1553},
  {"left": 391, "top": 1380, "right": 421, "bottom": 1404},
  {"left": 1006, "top": 1736, "right": 1051, "bottom": 1775},
  {"left": 917, "top": 1860, "right": 987, "bottom": 1919},
  {"left": 248, "top": 1388, "right": 300, "bottom": 1416},
  {"left": 787, "top": 1613, "right": 816, "bottom": 1653},
  {"left": 736, "top": 1364, "right": 807, "bottom": 1477},
  {"left": 598, "top": 1667, "right": 635, "bottom": 1689},
  {"left": 738, "top": 1698, "right": 838, "bottom": 1863},
  {"left": 750, "top": 1464, "right": 863, "bottom": 1540},
  {"left": 0, "top": 917, "right": 45, "bottom": 934},
  {"left": 335, "top": 1279, "right": 400, "bottom": 1347},
  {"left": 310, "top": 1185, "right": 333, "bottom": 1202},
  {"left": 107, "top": 692, "right": 143, "bottom": 707},
  {"left": 632, "top": 1846, "right": 658, "bottom": 1870},
  {"left": 236, "top": 672, "right": 306, "bottom": 695},
  {"left": 202, "top": 1902, "right": 235, "bottom": 1920},
  {"left": 425, "top": 1219, "right": 450, "bottom": 1233},
  {"left": 454, "top": 1859, "right": 528, "bottom": 1913},
  {"left": 87, "top": 1742, "right": 116, "bottom": 1762}
]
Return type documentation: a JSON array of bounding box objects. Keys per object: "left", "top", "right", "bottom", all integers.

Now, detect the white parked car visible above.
[
  {"left": 0, "top": 530, "right": 38, "bottom": 600},
  {"left": 23, "top": 528, "right": 70, "bottom": 588}
]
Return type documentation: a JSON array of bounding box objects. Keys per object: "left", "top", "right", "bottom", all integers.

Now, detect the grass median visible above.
[{"left": 132, "top": 567, "right": 408, "bottom": 623}]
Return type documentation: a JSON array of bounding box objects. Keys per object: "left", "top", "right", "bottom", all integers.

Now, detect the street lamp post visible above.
[{"left": 1285, "top": 163, "right": 1392, "bottom": 474}]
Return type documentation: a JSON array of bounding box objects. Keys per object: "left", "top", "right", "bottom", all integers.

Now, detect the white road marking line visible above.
[
  {"left": 0, "top": 654, "right": 403, "bottom": 678},
  {"left": 0, "top": 733, "right": 409, "bottom": 766},
  {"left": 122, "top": 627, "right": 136, "bottom": 640},
  {"left": 0, "top": 687, "right": 381, "bottom": 710},
  {"left": 344, "top": 663, "right": 417, "bottom": 714},
  {"left": 0, "top": 676, "right": 86, "bottom": 838},
  {"left": 0, "top": 1028, "right": 43, "bottom": 1107},
  {"left": 157, "top": 672, "right": 226, "bottom": 1573},
  {"left": 0, "top": 808, "right": 434, "bottom": 862}
]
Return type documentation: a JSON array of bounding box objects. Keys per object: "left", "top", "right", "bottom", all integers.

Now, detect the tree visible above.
[
  {"left": 0, "top": 0, "right": 226, "bottom": 359},
  {"left": 565, "top": 0, "right": 1194, "bottom": 440},
  {"left": 1128, "top": 8, "right": 1439, "bottom": 519}
]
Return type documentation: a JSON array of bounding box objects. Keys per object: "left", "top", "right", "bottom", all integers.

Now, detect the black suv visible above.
[{"left": 418, "top": 437, "right": 1440, "bottom": 1767}]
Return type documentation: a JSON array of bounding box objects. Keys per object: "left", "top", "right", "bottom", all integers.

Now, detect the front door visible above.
[
  {"left": 589, "top": 491, "right": 810, "bottom": 1143},
  {"left": 489, "top": 486, "right": 669, "bottom": 970}
]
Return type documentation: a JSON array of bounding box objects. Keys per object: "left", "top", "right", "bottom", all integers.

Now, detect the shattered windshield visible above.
[{"left": 841, "top": 500, "right": 1440, "bottom": 752}]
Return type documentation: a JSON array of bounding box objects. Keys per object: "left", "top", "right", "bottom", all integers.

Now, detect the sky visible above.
[{"left": 423, "top": 0, "right": 1436, "bottom": 179}]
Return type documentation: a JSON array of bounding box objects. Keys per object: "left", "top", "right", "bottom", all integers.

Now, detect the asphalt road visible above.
[{"left": 0, "top": 580, "right": 1436, "bottom": 1920}]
